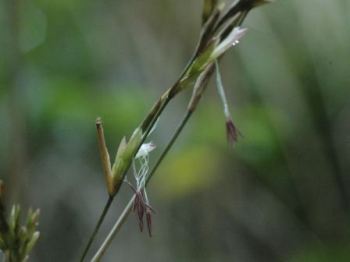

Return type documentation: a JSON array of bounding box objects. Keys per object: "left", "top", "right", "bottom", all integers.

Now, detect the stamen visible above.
[
  {"left": 129, "top": 141, "right": 157, "bottom": 236},
  {"left": 215, "top": 61, "right": 240, "bottom": 145}
]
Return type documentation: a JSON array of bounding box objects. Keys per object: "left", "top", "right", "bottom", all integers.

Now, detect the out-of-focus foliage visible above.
[
  {"left": 155, "top": 146, "right": 221, "bottom": 199},
  {"left": 1, "top": 0, "right": 350, "bottom": 261},
  {"left": 0, "top": 182, "right": 40, "bottom": 262}
]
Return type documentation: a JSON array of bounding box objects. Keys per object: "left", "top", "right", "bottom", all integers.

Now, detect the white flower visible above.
[
  {"left": 135, "top": 142, "right": 156, "bottom": 159},
  {"left": 131, "top": 142, "right": 156, "bottom": 189},
  {"left": 210, "top": 27, "right": 248, "bottom": 60}
]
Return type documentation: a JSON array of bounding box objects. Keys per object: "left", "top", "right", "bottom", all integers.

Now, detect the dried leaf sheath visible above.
[{"left": 96, "top": 118, "right": 114, "bottom": 195}]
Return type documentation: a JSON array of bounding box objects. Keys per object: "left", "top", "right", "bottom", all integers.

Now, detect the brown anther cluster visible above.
[
  {"left": 226, "top": 119, "right": 239, "bottom": 145},
  {"left": 133, "top": 191, "right": 155, "bottom": 237}
]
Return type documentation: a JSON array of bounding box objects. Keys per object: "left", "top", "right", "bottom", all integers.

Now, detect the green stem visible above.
[
  {"left": 78, "top": 72, "right": 191, "bottom": 262},
  {"left": 79, "top": 196, "right": 113, "bottom": 262},
  {"left": 78, "top": 22, "right": 211, "bottom": 261},
  {"left": 90, "top": 197, "right": 134, "bottom": 262},
  {"left": 78, "top": 48, "right": 197, "bottom": 261},
  {"left": 91, "top": 110, "right": 193, "bottom": 262},
  {"left": 90, "top": 60, "right": 214, "bottom": 261},
  {"left": 81, "top": 1, "right": 254, "bottom": 258}
]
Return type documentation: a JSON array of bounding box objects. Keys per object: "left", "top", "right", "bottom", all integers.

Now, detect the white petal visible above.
[
  {"left": 211, "top": 27, "right": 247, "bottom": 59},
  {"left": 135, "top": 142, "right": 156, "bottom": 158}
]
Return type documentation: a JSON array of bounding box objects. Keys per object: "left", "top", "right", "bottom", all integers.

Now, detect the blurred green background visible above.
[{"left": 1, "top": 0, "right": 350, "bottom": 261}]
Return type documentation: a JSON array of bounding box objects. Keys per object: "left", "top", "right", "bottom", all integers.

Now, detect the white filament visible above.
[{"left": 215, "top": 61, "right": 232, "bottom": 120}]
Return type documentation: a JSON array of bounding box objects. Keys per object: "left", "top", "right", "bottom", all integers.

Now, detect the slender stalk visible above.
[
  {"left": 90, "top": 196, "right": 133, "bottom": 262},
  {"left": 91, "top": 65, "right": 214, "bottom": 261},
  {"left": 79, "top": 58, "right": 193, "bottom": 261},
  {"left": 81, "top": 1, "right": 263, "bottom": 259},
  {"left": 79, "top": 15, "right": 217, "bottom": 261},
  {"left": 79, "top": 67, "right": 194, "bottom": 261},
  {"left": 79, "top": 196, "right": 113, "bottom": 262},
  {"left": 215, "top": 61, "right": 231, "bottom": 118},
  {"left": 91, "top": 111, "right": 193, "bottom": 262}
]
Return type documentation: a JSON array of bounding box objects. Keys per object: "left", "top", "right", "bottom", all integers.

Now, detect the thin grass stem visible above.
[
  {"left": 90, "top": 64, "right": 215, "bottom": 260},
  {"left": 81, "top": 2, "right": 256, "bottom": 259},
  {"left": 79, "top": 196, "right": 113, "bottom": 262},
  {"left": 78, "top": 24, "right": 211, "bottom": 260},
  {"left": 91, "top": 110, "right": 193, "bottom": 261}
]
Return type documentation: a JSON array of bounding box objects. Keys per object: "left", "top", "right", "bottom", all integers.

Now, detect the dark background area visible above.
[{"left": 1, "top": 0, "right": 350, "bottom": 261}]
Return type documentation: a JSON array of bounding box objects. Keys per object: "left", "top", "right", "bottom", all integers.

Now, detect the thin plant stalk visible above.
[
  {"left": 79, "top": 59, "right": 196, "bottom": 262},
  {"left": 91, "top": 110, "right": 193, "bottom": 262},
  {"left": 79, "top": 10, "right": 218, "bottom": 261},
  {"left": 79, "top": 196, "right": 113, "bottom": 262},
  {"left": 79, "top": 62, "right": 192, "bottom": 262},
  {"left": 91, "top": 196, "right": 135, "bottom": 262},
  {"left": 91, "top": 65, "right": 214, "bottom": 261},
  {"left": 81, "top": 1, "right": 270, "bottom": 259}
]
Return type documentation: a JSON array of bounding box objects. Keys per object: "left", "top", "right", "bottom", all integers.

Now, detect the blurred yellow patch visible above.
[{"left": 153, "top": 146, "right": 221, "bottom": 200}]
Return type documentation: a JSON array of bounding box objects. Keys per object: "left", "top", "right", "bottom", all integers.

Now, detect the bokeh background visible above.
[{"left": 1, "top": 0, "right": 350, "bottom": 261}]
